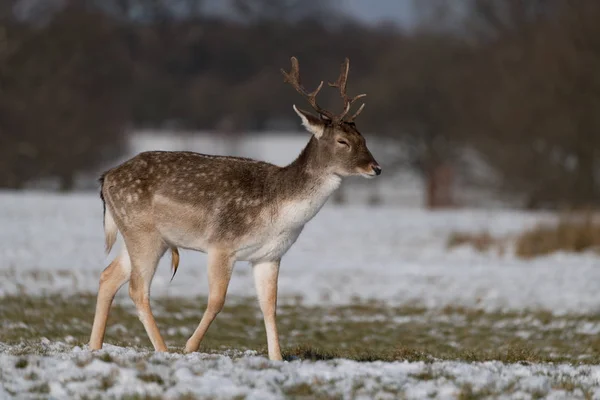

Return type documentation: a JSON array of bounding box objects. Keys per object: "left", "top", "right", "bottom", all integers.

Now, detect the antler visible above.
[
  {"left": 282, "top": 56, "right": 367, "bottom": 123},
  {"left": 281, "top": 57, "right": 334, "bottom": 120},
  {"left": 328, "top": 58, "right": 367, "bottom": 123}
]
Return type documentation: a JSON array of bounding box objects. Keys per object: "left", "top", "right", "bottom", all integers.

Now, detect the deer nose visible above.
[{"left": 371, "top": 163, "right": 382, "bottom": 176}]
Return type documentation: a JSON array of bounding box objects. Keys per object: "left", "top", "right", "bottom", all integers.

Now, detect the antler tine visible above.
[
  {"left": 328, "top": 58, "right": 367, "bottom": 122},
  {"left": 281, "top": 56, "right": 332, "bottom": 119},
  {"left": 337, "top": 92, "right": 367, "bottom": 122},
  {"left": 328, "top": 57, "right": 350, "bottom": 99},
  {"left": 347, "top": 102, "right": 366, "bottom": 122}
]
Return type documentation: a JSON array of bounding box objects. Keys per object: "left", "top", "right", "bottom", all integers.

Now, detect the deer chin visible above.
[
  {"left": 360, "top": 172, "right": 377, "bottom": 179},
  {"left": 356, "top": 169, "right": 377, "bottom": 179}
]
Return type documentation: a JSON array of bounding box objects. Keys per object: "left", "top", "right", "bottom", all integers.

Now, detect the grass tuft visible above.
[
  {"left": 516, "top": 213, "right": 600, "bottom": 258},
  {"left": 457, "top": 383, "right": 496, "bottom": 400},
  {"left": 29, "top": 382, "right": 50, "bottom": 394},
  {"left": 410, "top": 368, "right": 436, "bottom": 381},
  {"left": 99, "top": 370, "right": 119, "bottom": 391},
  {"left": 137, "top": 373, "right": 165, "bottom": 386},
  {"left": 447, "top": 231, "right": 503, "bottom": 253},
  {"left": 24, "top": 371, "right": 39, "bottom": 381},
  {"left": 98, "top": 352, "right": 114, "bottom": 363},
  {"left": 492, "top": 344, "right": 540, "bottom": 364},
  {"left": 284, "top": 382, "right": 318, "bottom": 398},
  {"left": 285, "top": 345, "right": 337, "bottom": 361},
  {"left": 457, "top": 384, "right": 476, "bottom": 400},
  {"left": 15, "top": 358, "right": 28, "bottom": 369},
  {"left": 285, "top": 345, "right": 433, "bottom": 363}
]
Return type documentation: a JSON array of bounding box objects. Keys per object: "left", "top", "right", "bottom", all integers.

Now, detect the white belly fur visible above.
[
  {"left": 158, "top": 175, "right": 340, "bottom": 263},
  {"left": 235, "top": 226, "right": 304, "bottom": 262}
]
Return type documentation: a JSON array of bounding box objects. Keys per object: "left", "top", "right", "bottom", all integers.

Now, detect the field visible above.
[{"left": 1, "top": 192, "right": 600, "bottom": 399}]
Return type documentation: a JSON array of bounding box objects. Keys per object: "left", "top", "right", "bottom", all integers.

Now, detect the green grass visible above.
[{"left": 2, "top": 294, "right": 600, "bottom": 364}]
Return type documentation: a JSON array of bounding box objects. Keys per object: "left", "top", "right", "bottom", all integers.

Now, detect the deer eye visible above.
[{"left": 336, "top": 139, "right": 349, "bottom": 148}]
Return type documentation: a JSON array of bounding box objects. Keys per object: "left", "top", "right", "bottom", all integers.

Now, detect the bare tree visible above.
[
  {"left": 0, "top": 3, "right": 132, "bottom": 190},
  {"left": 453, "top": 0, "right": 600, "bottom": 208}
]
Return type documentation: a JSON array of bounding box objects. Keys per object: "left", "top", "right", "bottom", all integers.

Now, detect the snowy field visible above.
[
  {"left": 1, "top": 191, "right": 599, "bottom": 312},
  {"left": 1, "top": 191, "right": 600, "bottom": 399},
  {"left": 2, "top": 345, "right": 600, "bottom": 399}
]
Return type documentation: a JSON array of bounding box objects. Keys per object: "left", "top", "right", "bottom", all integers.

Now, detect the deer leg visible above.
[
  {"left": 253, "top": 260, "right": 282, "bottom": 361},
  {"left": 185, "top": 250, "right": 234, "bottom": 353},
  {"left": 128, "top": 239, "right": 168, "bottom": 352},
  {"left": 89, "top": 246, "right": 131, "bottom": 350}
]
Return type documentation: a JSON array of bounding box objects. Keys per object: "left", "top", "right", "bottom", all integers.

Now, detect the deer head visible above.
[{"left": 282, "top": 57, "right": 382, "bottom": 178}]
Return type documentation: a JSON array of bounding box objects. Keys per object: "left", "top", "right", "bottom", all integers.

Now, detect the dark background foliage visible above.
[{"left": 0, "top": 0, "right": 597, "bottom": 208}]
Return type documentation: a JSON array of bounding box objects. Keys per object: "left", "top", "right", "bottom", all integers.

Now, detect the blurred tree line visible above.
[{"left": 0, "top": 0, "right": 597, "bottom": 208}]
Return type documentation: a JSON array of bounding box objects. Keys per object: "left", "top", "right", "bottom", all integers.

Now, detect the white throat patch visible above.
[{"left": 278, "top": 174, "right": 341, "bottom": 228}]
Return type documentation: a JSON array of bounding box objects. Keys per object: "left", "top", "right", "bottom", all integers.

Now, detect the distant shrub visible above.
[
  {"left": 447, "top": 231, "right": 499, "bottom": 253},
  {"left": 516, "top": 213, "right": 600, "bottom": 258}
]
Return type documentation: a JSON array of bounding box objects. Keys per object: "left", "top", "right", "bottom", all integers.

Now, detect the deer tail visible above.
[{"left": 170, "top": 247, "right": 180, "bottom": 282}]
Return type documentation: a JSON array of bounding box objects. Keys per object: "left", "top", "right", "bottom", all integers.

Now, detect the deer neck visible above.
[
  {"left": 285, "top": 135, "right": 340, "bottom": 188},
  {"left": 275, "top": 137, "right": 341, "bottom": 224}
]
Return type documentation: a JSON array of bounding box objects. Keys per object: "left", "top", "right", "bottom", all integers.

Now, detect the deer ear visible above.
[{"left": 293, "top": 105, "right": 324, "bottom": 139}]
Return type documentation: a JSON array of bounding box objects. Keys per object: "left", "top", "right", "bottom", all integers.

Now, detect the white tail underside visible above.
[{"left": 104, "top": 206, "right": 118, "bottom": 254}]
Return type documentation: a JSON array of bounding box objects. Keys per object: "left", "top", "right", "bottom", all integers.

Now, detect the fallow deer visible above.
[{"left": 89, "top": 57, "right": 381, "bottom": 361}]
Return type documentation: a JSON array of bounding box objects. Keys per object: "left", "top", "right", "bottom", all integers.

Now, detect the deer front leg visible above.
[
  {"left": 253, "top": 260, "right": 282, "bottom": 361},
  {"left": 185, "top": 250, "right": 234, "bottom": 353}
]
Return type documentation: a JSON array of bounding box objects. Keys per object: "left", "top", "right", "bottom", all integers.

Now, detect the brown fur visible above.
[{"left": 100, "top": 131, "right": 377, "bottom": 247}]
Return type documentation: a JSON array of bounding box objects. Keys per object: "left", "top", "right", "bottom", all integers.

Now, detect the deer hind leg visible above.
[
  {"left": 185, "top": 250, "right": 235, "bottom": 353},
  {"left": 127, "top": 235, "right": 168, "bottom": 352},
  {"left": 89, "top": 246, "right": 132, "bottom": 350},
  {"left": 253, "top": 260, "right": 283, "bottom": 361}
]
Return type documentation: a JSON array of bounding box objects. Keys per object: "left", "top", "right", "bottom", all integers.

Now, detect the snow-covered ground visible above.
[
  {"left": 1, "top": 191, "right": 600, "bottom": 399},
  {"left": 0, "top": 191, "right": 598, "bottom": 313},
  {"left": 2, "top": 343, "right": 599, "bottom": 399}
]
